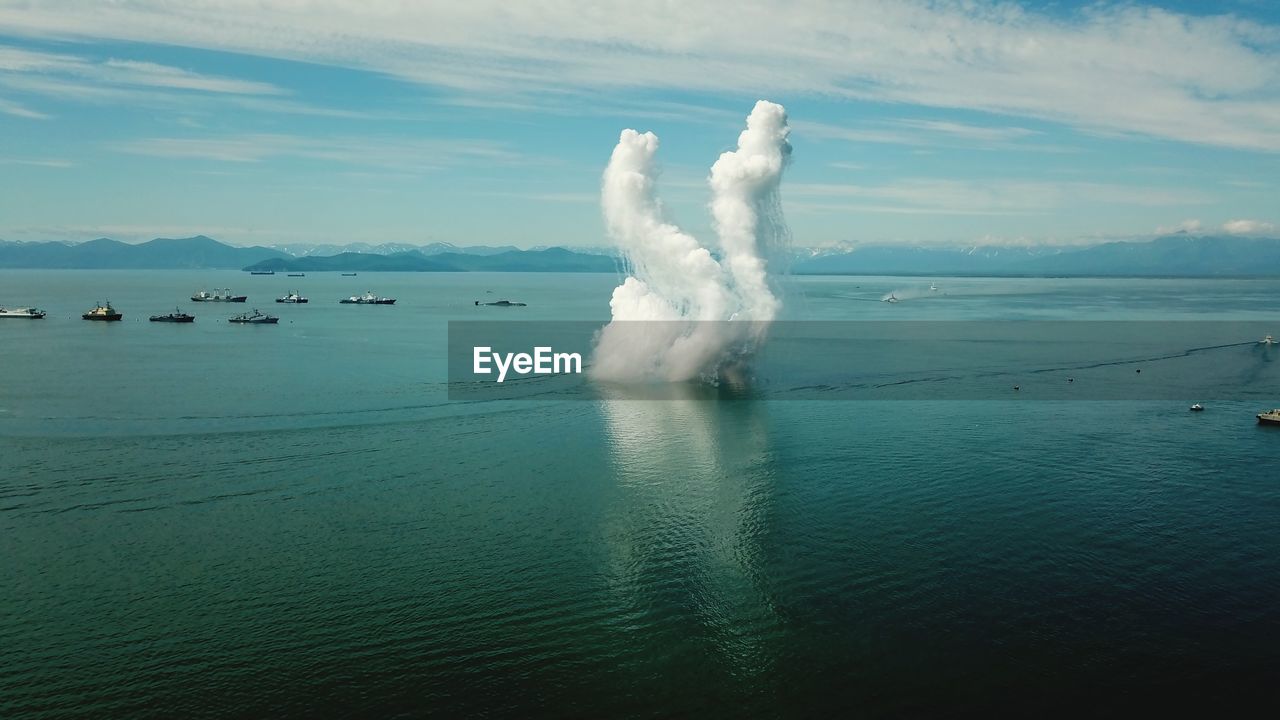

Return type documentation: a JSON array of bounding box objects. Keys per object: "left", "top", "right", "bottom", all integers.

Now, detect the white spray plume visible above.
[{"left": 592, "top": 100, "right": 792, "bottom": 383}]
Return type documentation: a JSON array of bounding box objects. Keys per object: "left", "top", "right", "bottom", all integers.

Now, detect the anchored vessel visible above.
[
  {"left": 340, "top": 291, "right": 396, "bottom": 305},
  {"left": 0, "top": 306, "right": 46, "bottom": 319},
  {"left": 229, "top": 309, "right": 279, "bottom": 324},
  {"left": 82, "top": 301, "right": 122, "bottom": 321},
  {"left": 1258, "top": 409, "right": 1280, "bottom": 426},
  {"left": 250, "top": 270, "right": 275, "bottom": 275},
  {"left": 287, "top": 273, "right": 306, "bottom": 277},
  {"left": 192, "top": 288, "right": 247, "bottom": 302},
  {"left": 150, "top": 307, "right": 195, "bottom": 323},
  {"left": 276, "top": 290, "right": 308, "bottom": 304}
]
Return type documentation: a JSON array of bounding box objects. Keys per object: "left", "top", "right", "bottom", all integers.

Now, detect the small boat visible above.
[
  {"left": 287, "top": 273, "right": 305, "bottom": 277},
  {"left": 250, "top": 270, "right": 275, "bottom": 275},
  {"left": 1189, "top": 403, "right": 1204, "bottom": 412},
  {"left": 1258, "top": 409, "right": 1280, "bottom": 425},
  {"left": 883, "top": 294, "right": 898, "bottom": 304},
  {"left": 0, "top": 306, "right": 46, "bottom": 319},
  {"left": 340, "top": 291, "right": 396, "bottom": 305},
  {"left": 1262, "top": 334, "right": 1275, "bottom": 346},
  {"left": 341, "top": 273, "right": 357, "bottom": 276},
  {"left": 229, "top": 309, "right": 279, "bottom": 324},
  {"left": 475, "top": 299, "right": 526, "bottom": 307},
  {"left": 82, "top": 301, "right": 122, "bottom": 321},
  {"left": 930, "top": 283, "right": 938, "bottom": 292},
  {"left": 276, "top": 290, "right": 308, "bottom": 304},
  {"left": 192, "top": 288, "right": 247, "bottom": 302},
  {"left": 150, "top": 307, "right": 195, "bottom": 323}
]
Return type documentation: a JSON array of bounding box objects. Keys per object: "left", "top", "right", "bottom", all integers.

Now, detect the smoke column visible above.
[{"left": 592, "top": 100, "right": 792, "bottom": 382}]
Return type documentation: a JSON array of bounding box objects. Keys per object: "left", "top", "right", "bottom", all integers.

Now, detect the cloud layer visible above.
[{"left": 1, "top": 1, "right": 1279, "bottom": 149}]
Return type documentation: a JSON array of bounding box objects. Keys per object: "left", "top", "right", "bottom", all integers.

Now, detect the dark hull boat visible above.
[
  {"left": 287, "top": 273, "right": 305, "bottom": 277},
  {"left": 276, "top": 291, "right": 308, "bottom": 303},
  {"left": 83, "top": 302, "right": 122, "bottom": 321},
  {"left": 150, "top": 308, "right": 195, "bottom": 323},
  {"left": 250, "top": 271, "right": 275, "bottom": 275},
  {"left": 476, "top": 299, "right": 526, "bottom": 307},
  {"left": 229, "top": 309, "right": 279, "bottom": 324}
]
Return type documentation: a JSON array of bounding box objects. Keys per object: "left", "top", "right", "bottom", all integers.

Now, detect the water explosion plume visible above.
[{"left": 591, "top": 100, "right": 792, "bottom": 382}]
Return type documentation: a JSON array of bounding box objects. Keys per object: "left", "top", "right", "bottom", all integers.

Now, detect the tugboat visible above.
[
  {"left": 276, "top": 290, "right": 308, "bottom": 304},
  {"left": 149, "top": 307, "right": 195, "bottom": 323},
  {"left": 192, "top": 288, "right": 247, "bottom": 302},
  {"left": 229, "top": 309, "right": 279, "bottom": 324},
  {"left": 0, "top": 306, "right": 46, "bottom": 319},
  {"left": 340, "top": 291, "right": 395, "bottom": 305},
  {"left": 1258, "top": 409, "right": 1280, "bottom": 426},
  {"left": 82, "top": 301, "right": 122, "bottom": 321},
  {"left": 474, "top": 299, "right": 526, "bottom": 307}
]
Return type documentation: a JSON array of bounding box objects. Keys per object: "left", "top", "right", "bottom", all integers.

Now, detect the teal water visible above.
[{"left": 2, "top": 272, "right": 1279, "bottom": 716}]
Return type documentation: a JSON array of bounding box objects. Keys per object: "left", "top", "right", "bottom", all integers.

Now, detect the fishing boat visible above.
[
  {"left": 340, "top": 291, "right": 395, "bottom": 305},
  {"left": 229, "top": 309, "right": 278, "bottom": 324},
  {"left": 1258, "top": 409, "right": 1280, "bottom": 426},
  {"left": 82, "top": 301, "right": 122, "bottom": 321},
  {"left": 191, "top": 288, "right": 247, "bottom": 302},
  {"left": 276, "top": 290, "right": 308, "bottom": 304},
  {"left": 0, "top": 306, "right": 46, "bottom": 319},
  {"left": 149, "top": 307, "right": 195, "bottom": 323}
]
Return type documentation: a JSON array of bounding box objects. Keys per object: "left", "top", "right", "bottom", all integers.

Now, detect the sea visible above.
[{"left": 2, "top": 270, "right": 1279, "bottom": 717}]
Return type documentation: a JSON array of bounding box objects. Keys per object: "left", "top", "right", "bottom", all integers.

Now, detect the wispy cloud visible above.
[
  {"left": 787, "top": 179, "right": 1208, "bottom": 216},
  {"left": 1, "top": 1, "right": 1277, "bottom": 149},
  {"left": 109, "top": 133, "right": 526, "bottom": 170},
  {"left": 0, "top": 94, "right": 48, "bottom": 118},
  {"left": 0, "top": 157, "right": 73, "bottom": 167}
]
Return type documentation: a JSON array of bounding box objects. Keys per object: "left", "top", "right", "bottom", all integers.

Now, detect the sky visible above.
[{"left": 1, "top": 0, "right": 1278, "bottom": 249}]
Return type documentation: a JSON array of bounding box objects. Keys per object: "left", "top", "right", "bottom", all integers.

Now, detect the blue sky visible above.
[{"left": 1, "top": 0, "right": 1277, "bottom": 249}]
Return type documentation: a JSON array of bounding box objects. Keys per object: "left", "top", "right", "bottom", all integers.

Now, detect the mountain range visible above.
[{"left": 2, "top": 234, "right": 1279, "bottom": 276}]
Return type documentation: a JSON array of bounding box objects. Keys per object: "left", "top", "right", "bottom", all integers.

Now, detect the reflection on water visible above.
[{"left": 598, "top": 385, "right": 780, "bottom": 678}]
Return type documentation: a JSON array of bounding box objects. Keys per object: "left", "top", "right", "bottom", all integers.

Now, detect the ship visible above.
[
  {"left": 192, "top": 288, "right": 247, "bottom": 302},
  {"left": 229, "top": 309, "right": 279, "bottom": 324},
  {"left": 83, "top": 301, "right": 122, "bottom": 321},
  {"left": 1258, "top": 409, "right": 1280, "bottom": 426},
  {"left": 149, "top": 307, "right": 195, "bottom": 323},
  {"left": 276, "top": 290, "right": 308, "bottom": 304},
  {"left": 341, "top": 273, "right": 358, "bottom": 277},
  {"left": 0, "top": 306, "right": 46, "bottom": 319},
  {"left": 250, "top": 270, "right": 275, "bottom": 275},
  {"left": 287, "top": 273, "right": 306, "bottom": 277},
  {"left": 340, "top": 291, "right": 396, "bottom": 305},
  {"left": 1263, "top": 334, "right": 1275, "bottom": 346},
  {"left": 474, "top": 299, "right": 526, "bottom": 307}
]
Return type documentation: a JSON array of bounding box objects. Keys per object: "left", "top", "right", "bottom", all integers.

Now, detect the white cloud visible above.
[
  {"left": 1222, "top": 218, "right": 1276, "bottom": 234},
  {"left": 1, "top": 1, "right": 1278, "bottom": 149},
  {"left": 0, "top": 45, "right": 283, "bottom": 95}
]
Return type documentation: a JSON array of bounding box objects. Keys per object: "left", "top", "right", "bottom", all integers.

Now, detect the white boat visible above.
[
  {"left": 1258, "top": 409, "right": 1280, "bottom": 426},
  {"left": 1262, "top": 334, "right": 1275, "bottom": 346},
  {"left": 0, "top": 306, "right": 46, "bottom": 318},
  {"left": 275, "top": 290, "right": 308, "bottom": 304},
  {"left": 883, "top": 293, "right": 899, "bottom": 304},
  {"left": 1189, "top": 403, "right": 1204, "bottom": 412},
  {"left": 340, "top": 291, "right": 395, "bottom": 305},
  {"left": 930, "top": 283, "right": 938, "bottom": 292}
]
